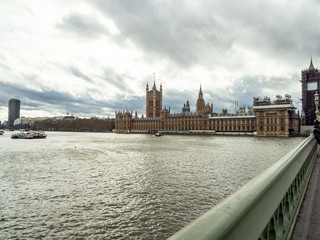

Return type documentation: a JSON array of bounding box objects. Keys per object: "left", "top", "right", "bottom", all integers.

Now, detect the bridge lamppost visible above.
[{"left": 315, "top": 91, "right": 319, "bottom": 120}]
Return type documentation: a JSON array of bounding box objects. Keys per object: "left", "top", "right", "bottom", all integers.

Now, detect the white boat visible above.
[
  {"left": 31, "top": 131, "right": 47, "bottom": 138},
  {"left": 11, "top": 131, "right": 32, "bottom": 139},
  {"left": 11, "top": 131, "right": 47, "bottom": 139}
]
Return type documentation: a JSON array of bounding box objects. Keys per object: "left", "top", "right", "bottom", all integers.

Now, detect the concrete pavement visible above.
[{"left": 292, "top": 153, "right": 320, "bottom": 240}]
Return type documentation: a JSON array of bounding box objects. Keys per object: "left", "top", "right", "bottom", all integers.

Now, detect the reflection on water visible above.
[{"left": 0, "top": 132, "right": 305, "bottom": 239}]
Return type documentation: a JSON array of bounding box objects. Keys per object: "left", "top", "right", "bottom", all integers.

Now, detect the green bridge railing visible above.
[{"left": 168, "top": 135, "right": 318, "bottom": 240}]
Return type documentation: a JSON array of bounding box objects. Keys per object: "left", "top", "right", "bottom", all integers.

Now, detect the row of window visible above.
[
  {"left": 209, "top": 126, "right": 254, "bottom": 131},
  {"left": 210, "top": 120, "right": 254, "bottom": 125},
  {"left": 259, "top": 126, "right": 285, "bottom": 131}
]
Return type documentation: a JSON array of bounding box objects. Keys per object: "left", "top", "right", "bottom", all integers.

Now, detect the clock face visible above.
[{"left": 307, "top": 82, "right": 317, "bottom": 91}]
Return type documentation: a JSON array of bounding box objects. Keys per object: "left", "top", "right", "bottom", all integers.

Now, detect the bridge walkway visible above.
[{"left": 292, "top": 152, "right": 320, "bottom": 240}]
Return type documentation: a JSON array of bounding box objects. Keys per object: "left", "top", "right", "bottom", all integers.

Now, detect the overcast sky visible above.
[{"left": 0, "top": 0, "right": 319, "bottom": 121}]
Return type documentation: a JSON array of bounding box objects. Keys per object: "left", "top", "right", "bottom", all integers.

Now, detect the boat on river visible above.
[
  {"left": 11, "top": 131, "right": 47, "bottom": 139},
  {"left": 31, "top": 131, "right": 47, "bottom": 138},
  {"left": 155, "top": 132, "right": 163, "bottom": 137},
  {"left": 11, "top": 132, "right": 32, "bottom": 139}
]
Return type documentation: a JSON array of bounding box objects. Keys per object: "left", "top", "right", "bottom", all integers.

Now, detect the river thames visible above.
[{"left": 0, "top": 132, "right": 305, "bottom": 239}]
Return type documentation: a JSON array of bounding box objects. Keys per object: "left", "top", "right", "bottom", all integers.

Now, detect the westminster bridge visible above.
[{"left": 169, "top": 135, "right": 320, "bottom": 240}]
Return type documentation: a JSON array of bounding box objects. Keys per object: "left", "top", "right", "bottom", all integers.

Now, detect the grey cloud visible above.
[
  {"left": 205, "top": 0, "right": 320, "bottom": 64},
  {"left": 162, "top": 74, "right": 302, "bottom": 114},
  {"left": 0, "top": 80, "right": 144, "bottom": 118},
  {"left": 0, "top": 81, "right": 71, "bottom": 107},
  {"left": 57, "top": 13, "right": 107, "bottom": 38},
  {"left": 101, "top": 68, "right": 136, "bottom": 94},
  {"left": 3, "top": 0, "right": 314, "bottom": 118},
  {"left": 0, "top": 81, "right": 105, "bottom": 116},
  {"left": 21, "top": 73, "right": 38, "bottom": 83},
  {"left": 91, "top": 0, "right": 320, "bottom": 70},
  {"left": 92, "top": 0, "right": 228, "bottom": 67},
  {"left": 0, "top": 73, "right": 302, "bottom": 119},
  {"left": 164, "top": 89, "right": 197, "bottom": 113},
  {"left": 163, "top": 88, "right": 233, "bottom": 114},
  {"left": 0, "top": 62, "right": 11, "bottom": 71},
  {"left": 70, "top": 66, "right": 92, "bottom": 82},
  {"left": 109, "top": 95, "right": 145, "bottom": 113},
  {"left": 225, "top": 74, "right": 302, "bottom": 111}
]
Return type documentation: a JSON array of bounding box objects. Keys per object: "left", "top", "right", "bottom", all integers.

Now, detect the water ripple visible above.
[{"left": 0, "top": 132, "right": 305, "bottom": 239}]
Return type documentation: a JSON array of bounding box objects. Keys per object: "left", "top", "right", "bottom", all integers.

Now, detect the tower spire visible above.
[
  {"left": 152, "top": 72, "right": 156, "bottom": 90},
  {"left": 309, "top": 56, "right": 315, "bottom": 70},
  {"left": 198, "top": 84, "right": 203, "bottom": 99}
]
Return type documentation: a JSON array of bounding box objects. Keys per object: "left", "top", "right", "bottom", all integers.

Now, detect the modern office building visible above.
[{"left": 8, "top": 98, "right": 20, "bottom": 127}]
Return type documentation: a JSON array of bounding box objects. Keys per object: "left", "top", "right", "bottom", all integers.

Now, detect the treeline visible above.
[{"left": 29, "top": 118, "right": 115, "bottom": 132}]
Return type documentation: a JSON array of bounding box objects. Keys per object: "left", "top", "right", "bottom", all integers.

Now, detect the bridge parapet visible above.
[{"left": 168, "top": 135, "right": 318, "bottom": 240}]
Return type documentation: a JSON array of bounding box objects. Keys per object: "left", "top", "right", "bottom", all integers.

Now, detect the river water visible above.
[{"left": 0, "top": 132, "right": 305, "bottom": 239}]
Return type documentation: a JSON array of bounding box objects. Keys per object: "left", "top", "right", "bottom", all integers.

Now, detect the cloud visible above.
[
  {"left": 56, "top": 13, "right": 108, "bottom": 38},
  {"left": 0, "top": 79, "right": 146, "bottom": 119},
  {"left": 223, "top": 74, "right": 302, "bottom": 111},
  {"left": 91, "top": 0, "right": 320, "bottom": 74},
  {"left": 70, "top": 66, "right": 93, "bottom": 82},
  {"left": 0, "top": 0, "right": 317, "bottom": 121},
  {"left": 92, "top": 0, "right": 228, "bottom": 68},
  {"left": 101, "top": 67, "right": 134, "bottom": 93}
]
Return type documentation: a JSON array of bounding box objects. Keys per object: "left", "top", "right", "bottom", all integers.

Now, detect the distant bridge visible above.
[{"left": 168, "top": 135, "right": 318, "bottom": 240}]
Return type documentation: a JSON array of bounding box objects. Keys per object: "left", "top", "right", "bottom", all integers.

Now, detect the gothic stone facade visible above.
[
  {"left": 115, "top": 84, "right": 212, "bottom": 133},
  {"left": 301, "top": 58, "right": 320, "bottom": 125},
  {"left": 208, "top": 115, "right": 256, "bottom": 132},
  {"left": 146, "top": 82, "right": 162, "bottom": 118},
  {"left": 115, "top": 83, "right": 299, "bottom": 137},
  {"left": 253, "top": 96, "right": 300, "bottom": 137}
]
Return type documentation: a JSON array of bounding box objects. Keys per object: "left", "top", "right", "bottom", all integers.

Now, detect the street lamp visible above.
[{"left": 315, "top": 91, "right": 319, "bottom": 120}]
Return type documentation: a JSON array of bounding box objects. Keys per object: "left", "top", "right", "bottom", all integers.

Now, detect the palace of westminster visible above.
[{"left": 115, "top": 60, "right": 320, "bottom": 137}]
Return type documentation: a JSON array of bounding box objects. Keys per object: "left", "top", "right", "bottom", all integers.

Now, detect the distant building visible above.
[
  {"left": 222, "top": 109, "right": 227, "bottom": 115},
  {"left": 31, "top": 117, "right": 51, "bottom": 124},
  {"left": 116, "top": 83, "right": 252, "bottom": 134},
  {"left": 116, "top": 83, "right": 212, "bottom": 132},
  {"left": 239, "top": 105, "right": 246, "bottom": 114},
  {"left": 208, "top": 114, "right": 256, "bottom": 132},
  {"left": 115, "top": 83, "right": 299, "bottom": 137},
  {"left": 63, "top": 116, "right": 75, "bottom": 121},
  {"left": 52, "top": 116, "right": 65, "bottom": 122},
  {"left": 229, "top": 109, "right": 236, "bottom": 114},
  {"left": 247, "top": 106, "right": 254, "bottom": 115},
  {"left": 14, "top": 117, "right": 31, "bottom": 126},
  {"left": 253, "top": 95, "right": 300, "bottom": 137},
  {"left": 196, "top": 86, "right": 205, "bottom": 112},
  {"left": 8, "top": 98, "right": 20, "bottom": 127},
  {"left": 13, "top": 117, "right": 50, "bottom": 126},
  {"left": 51, "top": 116, "right": 75, "bottom": 122},
  {"left": 182, "top": 100, "right": 190, "bottom": 113},
  {"left": 301, "top": 58, "right": 320, "bottom": 125},
  {"left": 146, "top": 81, "right": 162, "bottom": 118}
]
